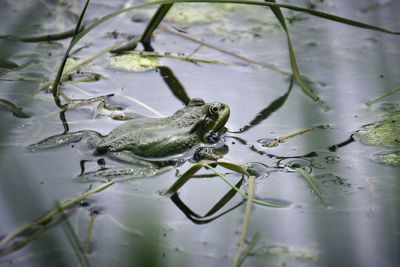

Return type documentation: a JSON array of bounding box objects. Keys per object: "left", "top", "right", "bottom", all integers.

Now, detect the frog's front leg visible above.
[
  {"left": 28, "top": 130, "right": 102, "bottom": 150},
  {"left": 193, "top": 144, "right": 229, "bottom": 161},
  {"left": 77, "top": 150, "right": 183, "bottom": 182}
]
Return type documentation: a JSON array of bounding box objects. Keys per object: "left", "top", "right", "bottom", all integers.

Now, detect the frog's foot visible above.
[
  {"left": 193, "top": 144, "right": 229, "bottom": 162},
  {"left": 76, "top": 166, "right": 170, "bottom": 182},
  {"left": 28, "top": 130, "right": 102, "bottom": 150}
]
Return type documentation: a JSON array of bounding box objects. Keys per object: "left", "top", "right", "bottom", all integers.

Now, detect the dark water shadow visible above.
[
  {"left": 170, "top": 177, "right": 245, "bottom": 224},
  {"left": 157, "top": 66, "right": 190, "bottom": 106},
  {"left": 232, "top": 76, "right": 294, "bottom": 133}
]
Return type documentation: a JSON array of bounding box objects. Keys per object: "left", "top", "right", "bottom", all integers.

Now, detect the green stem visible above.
[
  {"left": 367, "top": 87, "right": 400, "bottom": 105},
  {"left": 296, "top": 168, "right": 330, "bottom": 208},
  {"left": 233, "top": 175, "right": 255, "bottom": 267}
]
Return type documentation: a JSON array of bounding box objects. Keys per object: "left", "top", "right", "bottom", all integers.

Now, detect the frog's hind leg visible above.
[
  {"left": 76, "top": 166, "right": 162, "bottom": 182},
  {"left": 28, "top": 130, "right": 101, "bottom": 150},
  {"left": 109, "top": 150, "right": 185, "bottom": 168},
  {"left": 82, "top": 130, "right": 103, "bottom": 150}
]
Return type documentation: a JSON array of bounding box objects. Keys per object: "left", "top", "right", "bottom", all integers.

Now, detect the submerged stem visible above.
[{"left": 233, "top": 175, "right": 256, "bottom": 267}]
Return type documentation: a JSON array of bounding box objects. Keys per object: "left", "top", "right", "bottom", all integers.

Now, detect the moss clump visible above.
[
  {"left": 109, "top": 54, "right": 158, "bottom": 72},
  {"left": 373, "top": 151, "right": 400, "bottom": 166},
  {"left": 136, "top": 3, "right": 279, "bottom": 42},
  {"left": 356, "top": 112, "right": 400, "bottom": 147}
]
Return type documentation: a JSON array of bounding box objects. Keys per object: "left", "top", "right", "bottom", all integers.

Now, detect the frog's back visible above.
[{"left": 96, "top": 105, "right": 205, "bottom": 156}]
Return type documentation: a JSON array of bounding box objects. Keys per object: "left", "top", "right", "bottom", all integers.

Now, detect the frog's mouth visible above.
[
  {"left": 213, "top": 104, "right": 230, "bottom": 133},
  {"left": 203, "top": 104, "right": 230, "bottom": 143}
]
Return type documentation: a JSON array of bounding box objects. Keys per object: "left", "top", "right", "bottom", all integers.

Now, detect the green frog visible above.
[{"left": 29, "top": 98, "right": 230, "bottom": 181}]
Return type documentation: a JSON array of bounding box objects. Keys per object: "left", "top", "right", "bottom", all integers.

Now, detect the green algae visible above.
[
  {"left": 356, "top": 112, "right": 400, "bottom": 147},
  {"left": 373, "top": 151, "right": 400, "bottom": 167},
  {"left": 109, "top": 54, "right": 159, "bottom": 72},
  {"left": 136, "top": 3, "right": 279, "bottom": 42},
  {"left": 356, "top": 111, "right": 400, "bottom": 166}
]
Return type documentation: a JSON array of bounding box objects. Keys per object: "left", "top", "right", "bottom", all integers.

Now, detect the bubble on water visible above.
[
  {"left": 246, "top": 162, "right": 270, "bottom": 180},
  {"left": 277, "top": 158, "right": 312, "bottom": 172},
  {"left": 257, "top": 138, "right": 279, "bottom": 147}
]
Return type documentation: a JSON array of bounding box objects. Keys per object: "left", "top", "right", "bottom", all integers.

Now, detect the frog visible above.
[{"left": 28, "top": 98, "right": 230, "bottom": 181}]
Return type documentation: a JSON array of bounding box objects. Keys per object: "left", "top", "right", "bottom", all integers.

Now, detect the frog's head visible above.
[{"left": 188, "top": 98, "right": 230, "bottom": 143}]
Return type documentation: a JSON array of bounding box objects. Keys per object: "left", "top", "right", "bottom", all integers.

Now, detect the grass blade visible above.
[
  {"left": 158, "top": 66, "right": 191, "bottom": 105},
  {"left": 236, "top": 232, "right": 261, "bottom": 267},
  {"left": 233, "top": 175, "right": 256, "bottom": 267},
  {"left": 264, "top": 0, "right": 326, "bottom": 111},
  {"left": 267, "top": 125, "right": 319, "bottom": 147},
  {"left": 141, "top": 4, "right": 173, "bottom": 51},
  {"left": 165, "top": 164, "right": 203, "bottom": 193},
  {"left": 0, "top": 181, "right": 114, "bottom": 249},
  {"left": 165, "top": 161, "right": 285, "bottom": 207},
  {"left": 69, "top": 0, "right": 400, "bottom": 60},
  {"left": 0, "top": 98, "right": 30, "bottom": 118},
  {"left": 296, "top": 168, "right": 330, "bottom": 208},
  {"left": 20, "top": 25, "right": 84, "bottom": 42},
  {"left": 57, "top": 202, "right": 91, "bottom": 267},
  {"left": 52, "top": 0, "right": 90, "bottom": 104},
  {"left": 367, "top": 87, "right": 400, "bottom": 105},
  {"left": 45, "top": 0, "right": 399, "bottom": 110}
]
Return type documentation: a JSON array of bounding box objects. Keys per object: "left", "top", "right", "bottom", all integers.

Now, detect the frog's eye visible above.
[{"left": 208, "top": 104, "right": 219, "bottom": 116}]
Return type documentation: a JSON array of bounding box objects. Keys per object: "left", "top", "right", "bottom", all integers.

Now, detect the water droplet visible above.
[{"left": 258, "top": 138, "right": 278, "bottom": 147}]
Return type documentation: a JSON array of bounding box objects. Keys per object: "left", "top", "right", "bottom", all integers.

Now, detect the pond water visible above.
[{"left": 1, "top": 0, "right": 399, "bottom": 266}]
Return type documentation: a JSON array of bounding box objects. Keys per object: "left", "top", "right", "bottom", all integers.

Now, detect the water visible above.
[{"left": 1, "top": 0, "right": 400, "bottom": 266}]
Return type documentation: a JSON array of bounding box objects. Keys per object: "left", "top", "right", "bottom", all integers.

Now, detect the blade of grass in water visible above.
[
  {"left": 58, "top": 0, "right": 400, "bottom": 113},
  {"left": 70, "top": 0, "right": 400, "bottom": 61},
  {"left": 60, "top": 0, "right": 400, "bottom": 77},
  {"left": 0, "top": 59, "right": 19, "bottom": 69},
  {"left": 19, "top": 38, "right": 126, "bottom": 108},
  {"left": 267, "top": 125, "right": 320, "bottom": 147},
  {"left": 165, "top": 161, "right": 286, "bottom": 207},
  {"left": 296, "top": 168, "right": 330, "bottom": 208},
  {"left": 233, "top": 175, "right": 256, "bottom": 267},
  {"left": 60, "top": 0, "right": 400, "bottom": 65},
  {"left": 236, "top": 232, "right": 261, "bottom": 267},
  {"left": 141, "top": 4, "right": 173, "bottom": 51},
  {"left": 264, "top": 0, "right": 326, "bottom": 111},
  {"left": 20, "top": 25, "right": 85, "bottom": 42},
  {"left": 0, "top": 181, "right": 114, "bottom": 249},
  {"left": 367, "top": 87, "right": 400, "bottom": 105},
  {"left": 57, "top": 202, "right": 91, "bottom": 267},
  {"left": 111, "top": 4, "right": 173, "bottom": 53},
  {"left": 0, "top": 98, "right": 30, "bottom": 118},
  {"left": 52, "top": 0, "right": 90, "bottom": 106}
]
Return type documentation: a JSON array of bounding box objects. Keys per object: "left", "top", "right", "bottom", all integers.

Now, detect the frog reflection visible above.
[{"left": 29, "top": 98, "right": 230, "bottom": 180}]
